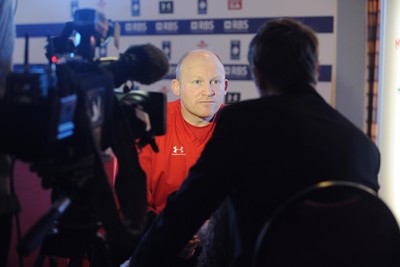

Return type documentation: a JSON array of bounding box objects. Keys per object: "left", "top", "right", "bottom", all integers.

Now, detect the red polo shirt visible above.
[{"left": 138, "top": 99, "right": 221, "bottom": 214}]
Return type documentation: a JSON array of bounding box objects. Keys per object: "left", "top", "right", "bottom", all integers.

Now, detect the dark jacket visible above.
[{"left": 130, "top": 87, "right": 380, "bottom": 267}]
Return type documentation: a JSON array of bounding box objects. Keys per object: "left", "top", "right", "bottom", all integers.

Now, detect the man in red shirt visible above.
[{"left": 138, "top": 49, "right": 228, "bottom": 261}]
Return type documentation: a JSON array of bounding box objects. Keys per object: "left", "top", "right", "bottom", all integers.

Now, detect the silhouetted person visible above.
[{"left": 128, "top": 17, "right": 380, "bottom": 267}]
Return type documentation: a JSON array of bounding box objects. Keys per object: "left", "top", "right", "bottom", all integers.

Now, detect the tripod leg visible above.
[
  {"left": 87, "top": 235, "right": 113, "bottom": 267},
  {"left": 0, "top": 213, "right": 12, "bottom": 267},
  {"left": 34, "top": 246, "right": 59, "bottom": 267},
  {"left": 49, "top": 256, "right": 58, "bottom": 267},
  {"left": 34, "top": 251, "right": 45, "bottom": 267},
  {"left": 67, "top": 257, "right": 83, "bottom": 267}
]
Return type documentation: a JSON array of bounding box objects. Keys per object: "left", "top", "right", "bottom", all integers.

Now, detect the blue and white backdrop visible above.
[{"left": 13, "top": 0, "right": 337, "bottom": 104}]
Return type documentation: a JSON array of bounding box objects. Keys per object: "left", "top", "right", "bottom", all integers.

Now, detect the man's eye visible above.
[
  {"left": 211, "top": 80, "right": 221, "bottom": 85},
  {"left": 193, "top": 80, "right": 202, "bottom": 85}
]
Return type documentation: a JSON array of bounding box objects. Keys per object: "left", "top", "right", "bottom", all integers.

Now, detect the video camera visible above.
[
  {"left": 0, "top": 8, "right": 169, "bottom": 162},
  {"left": 0, "top": 9, "right": 169, "bottom": 265}
]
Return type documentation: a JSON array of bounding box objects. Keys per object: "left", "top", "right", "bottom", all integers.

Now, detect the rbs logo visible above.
[
  {"left": 224, "top": 20, "right": 249, "bottom": 32},
  {"left": 191, "top": 20, "right": 215, "bottom": 32}
]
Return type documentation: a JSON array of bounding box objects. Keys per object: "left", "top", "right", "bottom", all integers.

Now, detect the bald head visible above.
[
  {"left": 171, "top": 49, "right": 228, "bottom": 126},
  {"left": 175, "top": 50, "right": 225, "bottom": 80}
]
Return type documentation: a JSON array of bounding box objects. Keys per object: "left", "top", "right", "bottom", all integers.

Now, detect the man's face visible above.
[{"left": 172, "top": 51, "right": 228, "bottom": 126}]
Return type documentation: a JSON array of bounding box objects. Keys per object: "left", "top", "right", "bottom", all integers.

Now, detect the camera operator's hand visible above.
[{"left": 134, "top": 107, "right": 151, "bottom": 133}]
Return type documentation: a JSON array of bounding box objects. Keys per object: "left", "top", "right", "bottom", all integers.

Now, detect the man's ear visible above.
[
  {"left": 223, "top": 79, "right": 229, "bottom": 95},
  {"left": 171, "top": 79, "right": 180, "bottom": 96}
]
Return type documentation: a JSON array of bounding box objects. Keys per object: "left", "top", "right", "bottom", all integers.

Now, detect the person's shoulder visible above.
[
  {"left": 167, "top": 99, "right": 180, "bottom": 108},
  {"left": 167, "top": 99, "right": 181, "bottom": 115},
  {"left": 221, "top": 97, "right": 268, "bottom": 114},
  {"left": 165, "top": 99, "right": 185, "bottom": 127},
  {"left": 216, "top": 98, "right": 266, "bottom": 123}
]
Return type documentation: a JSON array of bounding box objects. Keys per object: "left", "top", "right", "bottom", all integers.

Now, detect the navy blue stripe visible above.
[
  {"left": 165, "top": 64, "right": 331, "bottom": 81},
  {"left": 13, "top": 64, "right": 332, "bottom": 82},
  {"left": 16, "top": 16, "right": 333, "bottom": 38}
]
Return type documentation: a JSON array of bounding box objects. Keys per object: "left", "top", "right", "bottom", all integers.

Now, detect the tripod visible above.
[
  {"left": 15, "top": 91, "right": 150, "bottom": 267},
  {"left": 16, "top": 154, "right": 116, "bottom": 267}
]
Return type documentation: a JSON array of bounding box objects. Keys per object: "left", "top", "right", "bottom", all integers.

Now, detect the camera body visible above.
[
  {"left": 2, "top": 60, "right": 114, "bottom": 161},
  {"left": 0, "top": 8, "right": 167, "bottom": 163}
]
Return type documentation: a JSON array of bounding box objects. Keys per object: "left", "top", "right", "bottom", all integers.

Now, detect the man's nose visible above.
[{"left": 204, "top": 84, "right": 215, "bottom": 96}]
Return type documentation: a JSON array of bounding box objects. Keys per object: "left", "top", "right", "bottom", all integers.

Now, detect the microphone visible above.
[{"left": 99, "top": 43, "right": 170, "bottom": 87}]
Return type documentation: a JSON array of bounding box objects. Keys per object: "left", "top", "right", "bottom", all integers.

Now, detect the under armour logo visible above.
[{"left": 173, "top": 146, "right": 184, "bottom": 154}]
